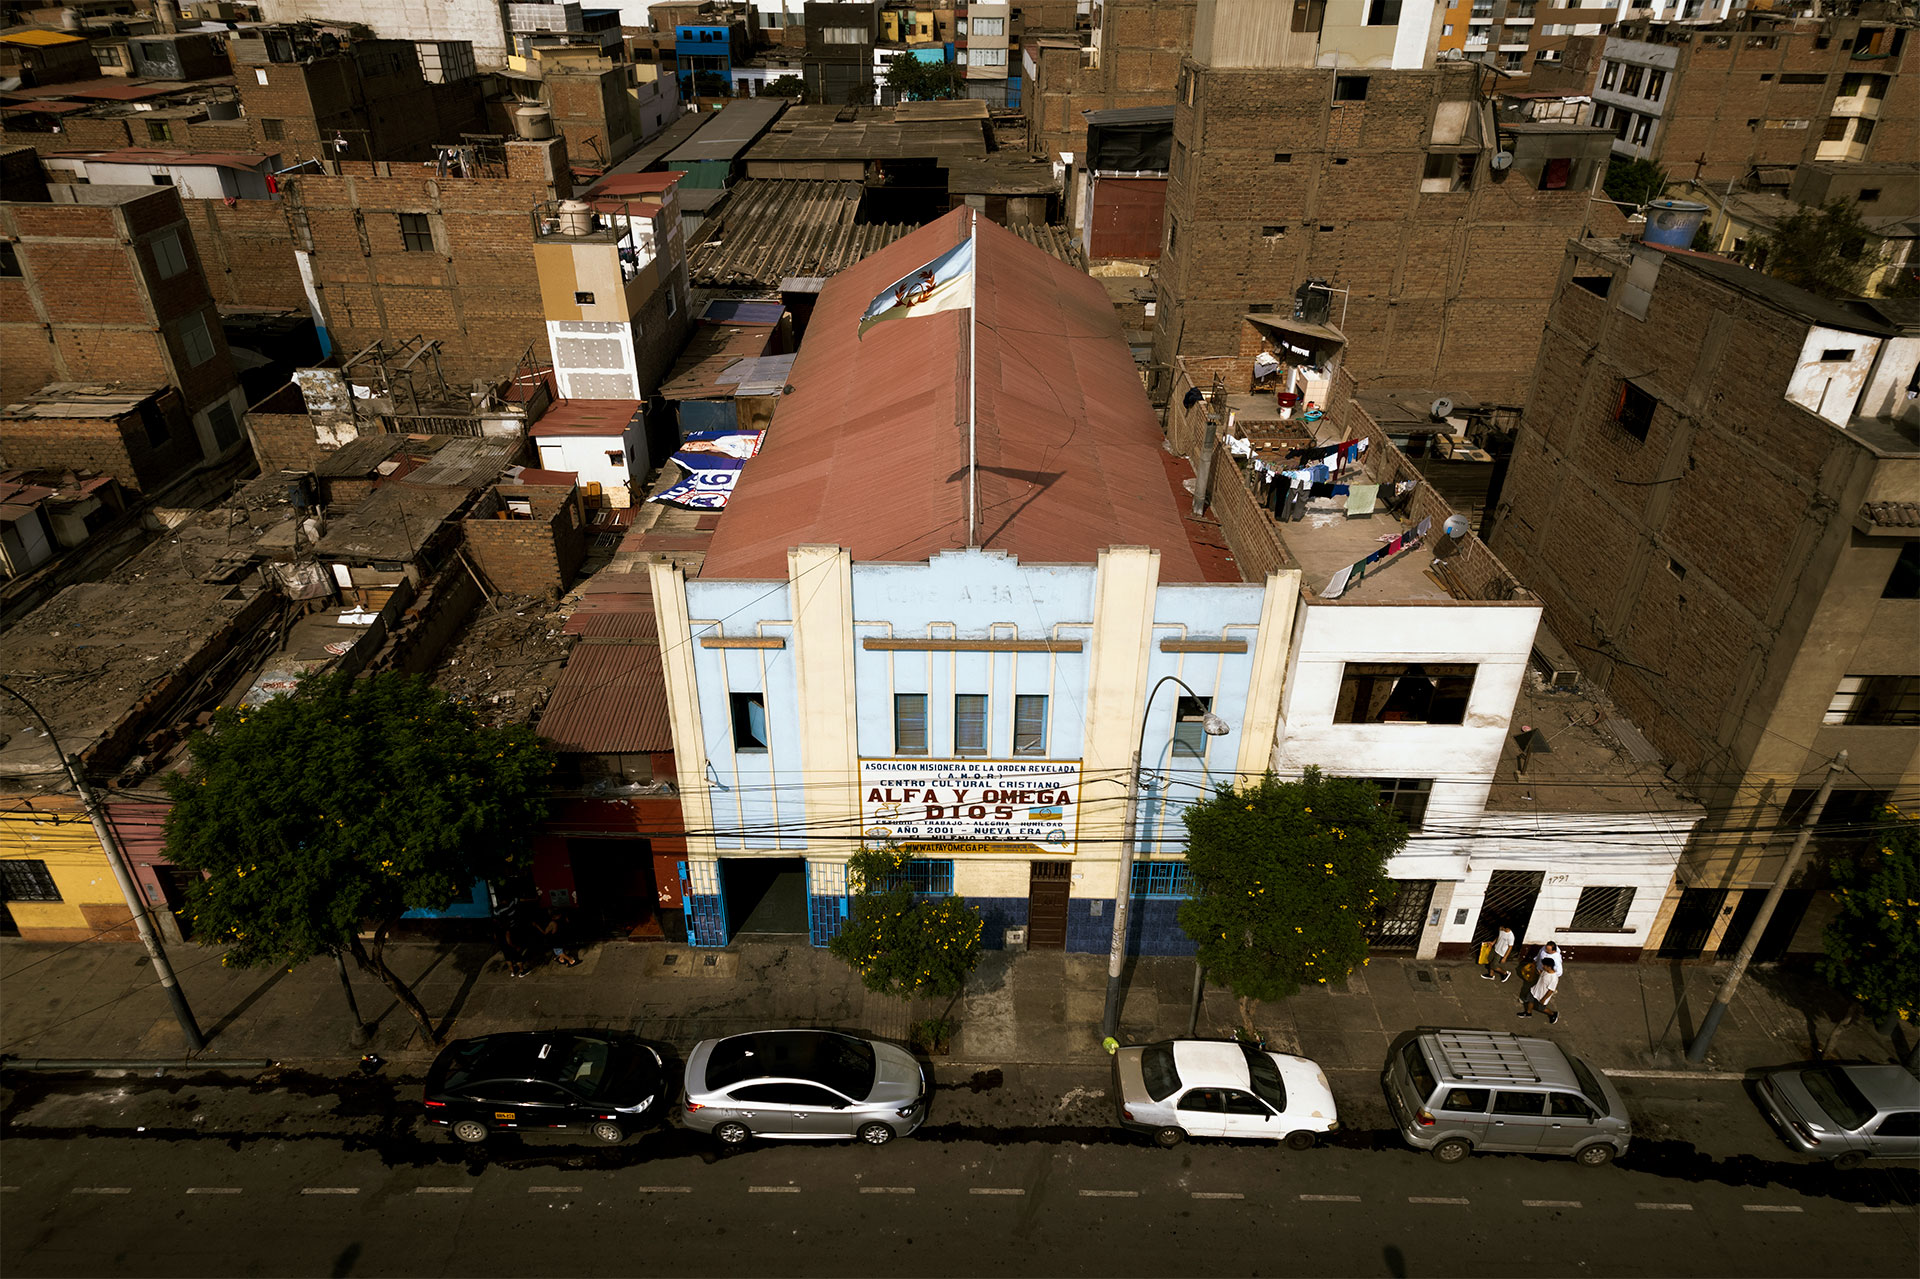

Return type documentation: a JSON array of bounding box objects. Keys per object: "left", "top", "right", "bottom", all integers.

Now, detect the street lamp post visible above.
[
  {"left": 1101, "top": 675, "right": 1229, "bottom": 1044},
  {"left": 0, "top": 680, "right": 206, "bottom": 1052}
]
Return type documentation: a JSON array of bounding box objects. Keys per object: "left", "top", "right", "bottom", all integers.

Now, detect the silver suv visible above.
[
  {"left": 681, "top": 1029, "right": 927, "bottom": 1147},
  {"left": 1382, "top": 1027, "right": 1631, "bottom": 1166}
]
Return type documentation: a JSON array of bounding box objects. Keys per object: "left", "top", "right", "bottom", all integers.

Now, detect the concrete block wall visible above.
[{"left": 461, "top": 482, "right": 586, "bottom": 598}]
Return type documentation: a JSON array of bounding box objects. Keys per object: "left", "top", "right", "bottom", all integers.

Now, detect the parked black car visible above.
[{"left": 423, "top": 1030, "right": 666, "bottom": 1145}]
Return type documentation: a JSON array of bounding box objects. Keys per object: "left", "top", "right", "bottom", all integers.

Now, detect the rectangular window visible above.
[
  {"left": 1600, "top": 61, "right": 1618, "bottom": 90},
  {"left": 1333, "top": 664, "right": 1475, "bottom": 726},
  {"left": 177, "top": 311, "right": 214, "bottom": 368},
  {"left": 1132, "top": 861, "right": 1193, "bottom": 899},
  {"left": 902, "top": 859, "right": 955, "bottom": 896},
  {"left": 1631, "top": 115, "right": 1652, "bottom": 146},
  {"left": 972, "top": 48, "right": 1007, "bottom": 67},
  {"left": 261, "top": 118, "right": 284, "bottom": 141},
  {"left": 1539, "top": 157, "right": 1572, "bottom": 191},
  {"left": 1365, "top": 0, "right": 1402, "bottom": 24},
  {"left": 1823, "top": 116, "right": 1849, "bottom": 142},
  {"left": 1782, "top": 72, "right": 1826, "bottom": 85},
  {"left": 971, "top": 16, "right": 1004, "bottom": 35},
  {"left": 147, "top": 120, "right": 172, "bottom": 142},
  {"left": 1614, "top": 112, "right": 1633, "bottom": 142},
  {"left": 1824, "top": 676, "right": 1920, "bottom": 726},
  {"left": 894, "top": 693, "right": 928, "bottom": 755},
  {"left": 1013, "top": 694, "right": 1047, "bottom": 756},
  {"left": 1172, "top": 695, "right": 1215, "bottom": 757},
  {"left": 954, "top": 694, "right": 988, "bottom": 756},
  {"left": 151, "top": 175, "right": 175, "bottom": 186},
  {"left": 1371, "top": 778, "right": 1434, "bottom": 830},
  {"left": 151, "top": 229, "right": 188, "bottom": 280},
  {"left": 1570, "top": 885, "right": 1635, "bottom": 931},
  {"left": 1858, "top": 188, "right": 1881, "bottom": 203},
  {"left": 1422, "top": 152, "right": 1472, "bottom": 193},
  {"left": 0, "top": 859, "right": 61, "bottom": 902},
  {"left": 1333, "top": 75, "right": 1369, "bottom": 102},
  {"left": 1614, "top": 380, "right": 1656, "bottom": 442},
  {"left": 1, "top": 241, "right": 23, "bottom": 278},
  {"left": 1781, "top": 787, "right": 1888, "bottom": 835},
  {"left": 1644, "top": 69, "right": 1665, "bottom": 100},
  {"left": 1619, "top": 65, "right": 1644, "bottom": 95},
  {"left": 730, "top": 692, "right": 768, "bottom": 751},
  {"left": 1854, "top": 118, "right": 1875, "bottom": 145},
  {"left": 1885, "top": 542, "right": 1920, "bottom": 599},
  {"left": 398, "top": 213, "right": 433, "bottom": 253},
  {"left": 95, "top": 45, "right": 121, "bottom": 66}
]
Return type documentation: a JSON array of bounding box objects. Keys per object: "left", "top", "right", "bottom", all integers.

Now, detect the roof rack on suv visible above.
[{"left": 1429, "top": 1029, "right": 1545, "bottom": 1083}]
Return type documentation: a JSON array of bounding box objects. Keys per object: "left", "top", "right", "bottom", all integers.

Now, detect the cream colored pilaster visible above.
[
  {"left": 647, "top": 558, "right": 714, "bottom": 856},
  {"left": 788, "top": 545, "right": 861, "bottom": 857},
  {"left": 1082, "top": 546, "right": 1162, "bottom": 893},
  {"left": 1237, "top": 568, "right": 1303, "bottom": 778}
]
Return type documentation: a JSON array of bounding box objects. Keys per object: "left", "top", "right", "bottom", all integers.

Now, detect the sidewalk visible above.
[{"left": 0, "top": 934, "right": 1906, "bottom": 1078}]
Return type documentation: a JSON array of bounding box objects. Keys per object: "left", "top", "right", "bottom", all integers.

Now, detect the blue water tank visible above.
[{"left": 1642, "top": 198, "right": 1709, "bottom": 248}]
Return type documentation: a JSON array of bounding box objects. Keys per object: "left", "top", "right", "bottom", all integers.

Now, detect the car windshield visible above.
[
  {"left": 1800, "top": 1068, "right": 1875, "bottom": 1130},
  {"left": 1140, "top": 1044, "right": 1181, "bottom": 1102},
  {"left": 706, "top": 1032, "right": 877, "bottom": 1098},
  {"left": 1241, "top": 1046, "right": 1288, "bottom": 1111},
  {"left": 1566, "top": 1054, "right": 1612, "bottom": 1117}
]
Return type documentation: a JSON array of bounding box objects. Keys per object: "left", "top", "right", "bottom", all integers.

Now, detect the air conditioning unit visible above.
[{"left": 1529, "top": 628, "right": 1582, "bottom": 691}]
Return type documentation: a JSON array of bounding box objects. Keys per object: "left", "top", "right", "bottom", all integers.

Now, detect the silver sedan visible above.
[
  {"left": 681, "top": 1029, "right": 928, "bottom": 1147},
  {"left": 1115, "top": 1039, "right": 1340, "bottom": 1149}
]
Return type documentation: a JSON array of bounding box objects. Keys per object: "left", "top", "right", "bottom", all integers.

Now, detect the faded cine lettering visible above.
[{"left": 859, "top": 759, "right": 1083, "bottom": 853}]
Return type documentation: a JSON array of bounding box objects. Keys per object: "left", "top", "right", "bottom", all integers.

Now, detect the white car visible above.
[{"left": 1115, "top": 1039, "right": 1339, "bottom": 1149}]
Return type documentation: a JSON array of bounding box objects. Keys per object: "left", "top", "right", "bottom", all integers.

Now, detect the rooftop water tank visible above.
[
  {"left": 513, "top": 106, "right": 555, "bottom": 140},
  {"left": 556, "top": 199, "right": 595, "bottom": 236},
  {"left": 1641, "top": 198, "right": 1709, "bottom": 248}
]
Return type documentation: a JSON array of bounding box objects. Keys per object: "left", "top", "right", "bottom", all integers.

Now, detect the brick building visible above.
[
  {"left": 1152, "top": 0, "right": 1614, "bottom": 404},
  {"left": 283, "top": 137, "right": 575, "bottom": 387},
  {"left": 1022, "top": 0, "right": 1193, "bottom": 166},
  {"left": 463, "top": 474, "right": 590, "bottom": 598},
  {"left": 0, "top": 183, "right": 249, "bottom": 461},
  {"left": 1486, "top": 240, "right": 1920, "bottom": 958},
  {"left": 0, "top": 383, "right": 200, "bottom": 495}
]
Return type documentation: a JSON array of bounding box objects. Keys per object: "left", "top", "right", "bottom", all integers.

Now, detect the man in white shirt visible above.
[
  {"left": 1481, "top": 924, "right": 1515, "bottom": 982},
  {"left": 1519, "top": 955, "right": 1561, "bottom": 1025}
]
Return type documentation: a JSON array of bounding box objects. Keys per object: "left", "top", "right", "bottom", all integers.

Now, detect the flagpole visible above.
[{"left": 966, "top": 208, "right": 978, "bottom": 549}]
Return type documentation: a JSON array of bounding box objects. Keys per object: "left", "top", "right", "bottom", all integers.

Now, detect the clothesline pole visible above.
[{"left": 966, "top": 207, "right": 978, "bottom": 549}]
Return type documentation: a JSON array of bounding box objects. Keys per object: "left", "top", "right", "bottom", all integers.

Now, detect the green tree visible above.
[
  {"left": 163, "top": 672, "right": 553, "bottom": 1043},
  {"left": 1756, "top": 198, "right": 1872, "bottom": 298},
  {"left": 827, "top": 844, "right": 984, "bottom": 1000},
  {"left": 1816, "top": 802, "right": 1920, "bottom": 1050},
  {"left": 1179, "top": 770, "right": 1404, "bottom": 1030},
  {"left": 763, "top": 74, "right": 807, "bottom": 101},
  {"left": 1603, "top": 156, "right": 1668, "bottom": 209},
  {"left": 885, "top": 54, "right": 963, "bottom": 102}
]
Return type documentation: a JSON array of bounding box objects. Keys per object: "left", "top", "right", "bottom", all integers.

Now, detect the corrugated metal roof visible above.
[
  {"left": 687, "top": 178, "right": 917, "bottom": 287},
  {"left": 660, "top": 323, "right": 777, "bottom": 399},
  {"left": 665, "top": 96, "right": 788, "bottom": 162},
  {"left": 58, "top": 147, "right": 269, "bottom": 172},
  {"left": 604, "top": 112, "right": 711, "bottom": 177},
  {"left": 1081, "top": 105, "right": 1175, "bottom": 126},
  {"left": 698, "top": 208, "right": 1207, "bottom": 582},
  {"left": 539, "top": 604, "right": 674, "bottom": 753},
  {"left": 528, "top": 397, "right": 642, "bottom": 438}
]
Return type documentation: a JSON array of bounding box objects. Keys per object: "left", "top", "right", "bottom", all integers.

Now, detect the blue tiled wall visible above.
[
  {"left": 1130, "top": 898, "right": 1198, "bottom": 957},
  {"left": 808, "top": 893, "right": 848, "bottom": 947},
  {"left": 1066, "top": 898, "right": 1111, "bottom": 953},
  {"left": 970, "top": 896, "right": 1028, "bottom": 949}
]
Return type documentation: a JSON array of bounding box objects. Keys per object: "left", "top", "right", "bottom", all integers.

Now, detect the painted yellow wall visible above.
[{"left": 1, "top": 802, "right": 131, "bottom": 942}]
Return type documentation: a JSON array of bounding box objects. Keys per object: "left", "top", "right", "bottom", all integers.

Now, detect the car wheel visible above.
[
  {"left": 1575, "top": 1142, "right": 1615, "bottom": 1167},
  {"left": 1154, "top": 1126, "right": 1185, "bottom": 1149},
  {"left": 1430, "top": 1137, "right": 1471, "bottom": 1164},
  {"left": 450, "top": 1119, "right": 489, "bottom": 1145},
  {"left": 589, "top": 1121, "right": 624, "bottom": 1145},
  {"left": 858, "top": 1122, "right": 895, "bottom": 1147},
  {"left": 714, "top": 1121, "right": 751, "bottom": 1146},
  {"left": 1285, "top": 1130, "right": 1316, "bottom": 1152},
  {"left": 1832, "top": 1150, "right": 1868, "bottom": 1172}
]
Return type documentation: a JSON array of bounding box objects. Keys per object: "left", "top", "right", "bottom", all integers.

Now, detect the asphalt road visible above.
[{"left": 2, "top": 1065, "right": 1915, "bottom": 1278}]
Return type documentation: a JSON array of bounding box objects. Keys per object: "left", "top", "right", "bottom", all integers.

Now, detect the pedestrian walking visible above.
[
  {"left": 1480, "top": 923, "right": 1515, "bottom": 982},
  {"left": 1518, "top": 955, "right": 1561, "bottom": 1024},
  {"left": 495, "top": 898, "right": 532, "bottom": 978}
]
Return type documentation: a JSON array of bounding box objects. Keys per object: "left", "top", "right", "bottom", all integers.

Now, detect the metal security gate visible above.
[
  {"left": 1473, "top": 870, "right": 1544, "bottom": 945},
  {"left": 678, "top": 859, "right": 728, "bottom": 948},
  {"left": 1659, "top": 888, "right": 1726, "bottom": 958},
  {"left": 1365, "top": 879, "right": 1434, "bottom": 952},
  {"left": 806, "top": 859, "right": 849, "bottom": 948}
]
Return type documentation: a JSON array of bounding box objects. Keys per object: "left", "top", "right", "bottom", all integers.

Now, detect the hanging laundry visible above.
[
  {"left": 1387, "top": 535, "right": 1404, "bottom": 555},
  {"left": 1227, "top": 436, "right": 1254, "bottom": 457},
  {"left": 1345, "top": 483, "right": 1380, "bottom": 516},
  {"left": 1415, "top": 516, "right": 1433, "bottom": 537},
  {"left": 1184, "top": 387, "right": 1204, "bottom": 410}
]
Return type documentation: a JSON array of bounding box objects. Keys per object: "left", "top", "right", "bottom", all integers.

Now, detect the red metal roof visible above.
[
  {"left": 55, "top": 147, "right": 269, "bottom": 172},
  {"left": 527, "top": 398, "right": 642, "bottom": 438},
  {"left": 586, "top": 170, "right": 688, "bottom": 198},
  {"left": 2, "top": 79, "right": 194, "bottom": 101},
  {"left": 698, "top": 208, "right": 1208, "bottom": 582},
  {"left": 507, "top": 467, "right": 578, "bottom": 486},
  {"left": 539, "top": 605, "right": 674, "bottom": 753}
]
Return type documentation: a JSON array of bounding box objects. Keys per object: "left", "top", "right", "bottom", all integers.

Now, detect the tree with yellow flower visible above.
[
  {"left": 163, "top": 672, "right": 553, "bottom": 1044},
  {"left": 1816, "top": 802, "right": 1920, "bottom": 1059},
  {"left": 826, "top": 844, "right": 984, "bottom": 1004},
  {"left": 1179, "top": 769, "right": 1405, "bottom": 1036}
]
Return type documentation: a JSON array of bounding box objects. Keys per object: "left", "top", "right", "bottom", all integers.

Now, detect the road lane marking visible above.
[
  {"left": 969, "top": 1187, "right": 1024, "bottom": 1196},
  {"left": 1743, "top": 1204, "right": 1803, "bottom": 1214},
  {"left": 185, "top": 1188, "right": 243, "bottom": 1196},
  {"left": 749, "top": 1186, "right": 800, "bottom": 1194},
  {"left": 529, "top": 1186, "right": 584, "bottom": 1194},
  {"left": 299, "top": 1188, "right": 359, "bottom": 1196},
  {"left": 1636, "top": 1203, "right": 1693, "bottom": 1211},
  {"left": 1605, "top": 1069, "right": 1744, "bottom": 1081},
  {"left": 71, "top": 1188, "right": 131, "bottom": 1195},
  {"left": 635, "top": 1186, "right": 692, "bottom": 1194},
  {"left": 1079, "top": 1190, "right": 1139, "bottom": 1198},
  {"left": 860, "top": 1187, "right": 915, "bottom": 1195},
  {"left": 1856, "top": 1206, "right": 1915, "bottom": 1214},
  {"left": 1409, "top": 1197, "right": 1470, "bottom": 1205},
  {"left": 1522, "top": 1200, "right": 1581, "bottom": 1208},
  {"left": 414, "top": 1187, "right": 473, "bottom": 1195},
  {"left": 1300, "top": 1194, "right": 1362, "bottom": 1203},
  {"left": 1192, "top": 1192, "right": 1245, "bottom": 1200}
]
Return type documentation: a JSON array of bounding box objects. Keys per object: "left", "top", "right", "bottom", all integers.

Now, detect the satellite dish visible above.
[
  {"left": 1490, "top": 150, "right": 1514, "bottom": 171},
  {"left": 1443, "top": 514, "right": 1471, "bottom": 540},
  {"left": 1429, "top": 396, "right": 1454, "bottom": 421}
]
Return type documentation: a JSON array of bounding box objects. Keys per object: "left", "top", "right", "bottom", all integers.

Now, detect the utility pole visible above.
[
  {"left": 0, "top": 681, "right": 206, "bottom": 1052},
  {"left": 1687, "top": 751, "right": 1846, "bottom": 1064}
]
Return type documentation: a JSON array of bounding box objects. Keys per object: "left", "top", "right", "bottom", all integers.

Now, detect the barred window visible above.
[
  {"left": 903, "top": 859, "right": 954, "bottom": 896},
  {"left": 1569, "top": 885, "right": 1635, "bottom": 931},
  {"left": 1132, "top": 861, "right": 1193, "bottom": 899},
  {"left": 0, "top": 859, "right": 61, "bottom": 902}
]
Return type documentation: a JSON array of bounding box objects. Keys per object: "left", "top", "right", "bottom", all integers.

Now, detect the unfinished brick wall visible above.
[
  {"left": 236, "top": 47, "right": 492, "bottom": 169},
  {"left": 287, "top": 138, "right": 571, "bottom": 387},
  {"left": 462, "top": 482, "right": 587, "bottom": 599},
  {"left": 182, "top": 197, "right": 307, "bottom": 312},
  {"left": 0, "top": 391, "right": 200, "bottom": 494},
  {"left": 1024, "top": 0, "right": 1195, "bottom": 162}
]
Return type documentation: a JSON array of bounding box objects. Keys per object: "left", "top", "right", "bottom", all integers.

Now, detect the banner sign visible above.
[
  {"left": 860, "top": 759, "right": 1082, "bottom": 855},
  {"left": 651, "top": 451, "right": 742, "bottom": 510}
]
